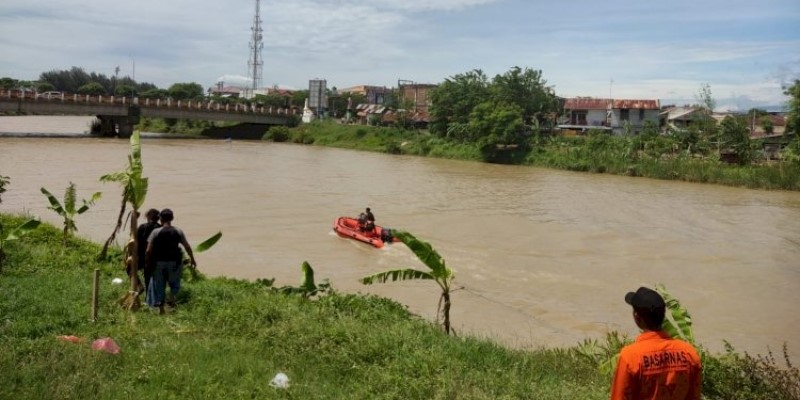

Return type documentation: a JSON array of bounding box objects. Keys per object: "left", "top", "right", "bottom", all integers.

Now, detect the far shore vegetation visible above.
[
  {"left": 1, "top": 213, "right": 798, "bottom": 399},
  {"left": 3, "top": 67, "right": 800, "bottom": 191}
]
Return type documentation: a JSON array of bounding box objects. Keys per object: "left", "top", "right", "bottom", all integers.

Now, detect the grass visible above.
[
  {"left": 4, "top": 214, "right": 797, "bottom": 399},
  {"left": 0, "top": 214, "right": 607, "bottom": 399},
  {"left": 256, "top": 122, "right": 800, "bottom": 191}
]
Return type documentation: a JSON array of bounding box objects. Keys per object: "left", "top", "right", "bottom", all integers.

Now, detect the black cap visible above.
[{"left": 625, "top": 287, "right": 665, "bottom": 310}]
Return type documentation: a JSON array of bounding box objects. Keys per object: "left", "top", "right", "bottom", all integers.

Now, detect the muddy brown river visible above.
[{"left": 2, "top": 116, "right": 799, "bottom": 359}]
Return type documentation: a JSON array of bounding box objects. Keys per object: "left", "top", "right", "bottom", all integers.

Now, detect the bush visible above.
[
  {"left": 702, "top": 343, "right": 800, "bottom": 400},
  {"left": 263, "top": 126, "right": 290, "bottom": 142}
]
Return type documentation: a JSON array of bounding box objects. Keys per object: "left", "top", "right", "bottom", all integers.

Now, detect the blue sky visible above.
[{"left": 1, "top": 0, "right": 798, "bottom": 110}]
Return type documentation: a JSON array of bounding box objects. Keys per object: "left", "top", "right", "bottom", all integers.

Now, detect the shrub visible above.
[{"left": 263, "top": 126, "right": 290, "bottom": 142}]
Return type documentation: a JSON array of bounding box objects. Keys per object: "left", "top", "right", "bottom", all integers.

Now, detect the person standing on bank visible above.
[
  {"left": 145, "top": 208, "right": 196, "bottom": 313},
  {"left": 610, "top": 286, "right": 702, "bottom": 400},
  {"left": 136, "top": 208, "right": 160, "bottom": 293}
]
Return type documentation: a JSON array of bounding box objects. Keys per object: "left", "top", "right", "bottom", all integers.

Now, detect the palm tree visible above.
[
  {"left": 360, "top": 230, "right": 455, "bottom": 334},
  {"left": 100, "top": 131, "right": 148, "bottom": 309},
  {"left": 40, "top": 182, "right": 101, "bottom": 246}
]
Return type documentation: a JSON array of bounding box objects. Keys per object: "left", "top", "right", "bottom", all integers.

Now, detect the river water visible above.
[{"left": 2, "top": 116, "right": 799, "bottom": 359}]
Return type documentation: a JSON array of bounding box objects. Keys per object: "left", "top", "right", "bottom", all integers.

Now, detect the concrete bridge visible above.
[{"left": 0, "top": 90, "right": 295, "bottom": 137}]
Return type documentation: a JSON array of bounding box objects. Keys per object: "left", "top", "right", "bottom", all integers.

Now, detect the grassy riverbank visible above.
[
  {"left": 2, "top": 214, "right": 798, "bottom": 399},
  {"left": 258, "top": 122, "right": 800, "bottom": 191}
]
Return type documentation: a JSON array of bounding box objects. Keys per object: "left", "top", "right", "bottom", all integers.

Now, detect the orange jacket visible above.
[{"left": 610, "top": 331, "right": 701, "bottom": 400}]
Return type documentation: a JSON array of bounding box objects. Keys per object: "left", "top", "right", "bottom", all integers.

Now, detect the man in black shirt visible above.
[{"left": 145, "top": 208, "right": 196, "bottom": 313}]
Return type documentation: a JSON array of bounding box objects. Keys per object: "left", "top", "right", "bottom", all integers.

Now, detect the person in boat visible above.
[{"left": 364, "top": 207, "right": 375, "bottom": 232}]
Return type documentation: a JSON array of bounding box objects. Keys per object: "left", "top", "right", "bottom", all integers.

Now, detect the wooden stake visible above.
[{"left": 92, "top": 268, "right": 100, "bottom": 321}]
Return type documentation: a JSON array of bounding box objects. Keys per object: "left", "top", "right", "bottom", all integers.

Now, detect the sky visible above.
[{"left": 1, "top": 0, "right": 798, "bottom": 111}]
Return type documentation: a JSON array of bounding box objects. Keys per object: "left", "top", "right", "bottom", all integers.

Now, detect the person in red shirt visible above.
[{"left": 610, "top": 287, "right": 702, "bottom": 400}]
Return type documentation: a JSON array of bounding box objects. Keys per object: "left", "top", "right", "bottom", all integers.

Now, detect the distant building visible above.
[
  {"left": 659, "top": 106, "right": 714, "bottom": 130},
  {"left": 398, "top": 82, "right": 436, "bottom": 113},
  {"left": 209, "top": 85, "right": 244, "bottom": 99},
  {"left": 560, "top": 97, "right": 660, "bottom": 135},
  {"left": 339, "top": 85, "right": 391, "bottom": 105}
]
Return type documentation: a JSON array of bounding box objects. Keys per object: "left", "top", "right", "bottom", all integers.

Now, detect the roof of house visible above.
[{"left": 564, "top": 97, "right": 660, "bottom": 110}]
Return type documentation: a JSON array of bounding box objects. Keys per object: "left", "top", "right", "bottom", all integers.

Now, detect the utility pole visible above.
[{"left": 247, "top": 0, "right": 264, "bottom": 96}]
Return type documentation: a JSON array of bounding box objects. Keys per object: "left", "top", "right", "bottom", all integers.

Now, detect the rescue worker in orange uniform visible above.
[{"left": 610, "top": 286, "right": 702, "bottom": 400}]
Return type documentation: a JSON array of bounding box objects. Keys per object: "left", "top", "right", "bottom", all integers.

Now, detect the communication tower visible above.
[{"left": 247, "top": 0, "right": 264, "bottom": 92}]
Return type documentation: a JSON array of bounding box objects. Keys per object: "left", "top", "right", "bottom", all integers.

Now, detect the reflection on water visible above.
[{"left": 1, "top": 117, "right": 799, "bottom": 358}]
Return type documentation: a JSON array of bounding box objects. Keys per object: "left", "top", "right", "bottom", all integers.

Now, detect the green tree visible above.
[
  {"left": 40, "top": 182, "right": 101, "bottom": 246},
  {"left": 78, "top": 82, "right": 107, "bottom": 95},
  {"left": 36, "top": 82, "right": 55, "bottom": 92},
  {"left": 718, "top": 115, "right": 754, "bottom": 165},
  {"left": 429, "top": 69, "right": 491, "bottom": 136},
  {"left": 168, "top": 82, "right": 204, "bottom": 100},
  {"left": 115, "top": 84, "right": 136, "bottom": 96},
  {"left": 140, "top": 88, "right": 169, "bottom": 99},
  {"left": 0, "top": 77, "right": 17, "bottom": 90},
  {"left": 491, "top": 66, "right": 559, "bottom": 126},
  {"left": 360, "top": 230, "right": 455, "bottom": 334},
  {"left": 469, "top": 101, "right": 524, "bottom": 148},
  {"left": 253, "top": 93, "right": 289, "bottom": 109},
  {"left": 291, "top": 90, "right": 309, "bottom": 108},
  {"left": 785, "top": 79, "right": 800, "bottom": 136}
]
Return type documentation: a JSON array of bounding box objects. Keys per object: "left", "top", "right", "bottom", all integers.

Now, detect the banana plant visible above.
[
  {"left": 360, "top": 230, "right": 455, "bottom": 334},
  {"left": 40, "top": 182, "right": 101, "bottom": 246},
  {"left": 100, "top": 131, "right": 148, "bottom": 309},
  {"left": 0, "top": 218, "right": 41, "bottom": 273},
  {"left": 0, "top": 174, "right": 9, "bottom": 204},
  {"left": 275, "top": 261, "right": 330, "bottom": 298},
  {"left": 182, "top": 231, "right": 223, "bottom": 281},
  {"left": 656, "top": 283, "right": 695, "bottom": 344}
]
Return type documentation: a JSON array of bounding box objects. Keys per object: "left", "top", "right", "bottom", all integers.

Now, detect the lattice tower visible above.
[{"left": 247, "top": 0, "right": 264, "bottom": 91}]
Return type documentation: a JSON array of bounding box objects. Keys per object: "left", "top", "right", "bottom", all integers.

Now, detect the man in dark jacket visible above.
[{"left": 145, "top": 208, "right": 196, "bottom": 313}]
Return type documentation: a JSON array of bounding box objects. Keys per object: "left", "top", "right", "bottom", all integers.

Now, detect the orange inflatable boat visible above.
[{"left": 333, "top": 216, "right": 397, "bottom": 248}]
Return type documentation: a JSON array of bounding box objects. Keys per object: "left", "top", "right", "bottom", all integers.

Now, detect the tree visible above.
[
  {"left": 78, "top": 82, "right": 107, "bottom": 95},
  {"left": 360, "top": 230, "right": 455, "bottom": 334},
  {"left": 36, "top": 82, "right": 55, "bottom": 92},
  {"left": 291, "top": 90, "right": 309, "bottom": 108},
  {"left": 167, "top": 82, "right": 204, "bottom": 100},
  {"left": 429, "top": 69, "right": 491, "bottom": 136},
  {"left": 718, "top": 115, "right": 754, "bottom": 165},
  {"left": 491, "top": 66, "right": 559, "bottom": 126},
  {"left": 785, "top": 80, "right": 800, "bottom": 136},
  {"left": 140, "top": 88, "right": 169, "bottom": 99},
  {"left": 100, "top": 132, "right": 148, "bottom": 309},
  {"left": 40, "top": 183, "right": 101, "bottom": 246},
  {"left": 0, "top": 77, "right": 17, "bottom": 90},
  {"left": 115, "top": 84, "right": 136, "bottom": 96},
  {"left": 696, "top": 83, "right": 716, "bottom": 113},
  {"left": 469, "top": 101, "right": 524, "bottom": 147}
]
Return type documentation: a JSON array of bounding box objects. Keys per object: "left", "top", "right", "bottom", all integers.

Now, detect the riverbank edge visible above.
[{"left": 1, "top": 214, "right": 796, "bottom": 398}]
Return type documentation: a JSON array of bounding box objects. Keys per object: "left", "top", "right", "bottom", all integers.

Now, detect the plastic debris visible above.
[
  {"left": 91, "top": 337, "right": 121, "bottom": 354},
  {"left": 57, "top": 335, "right": 82, "bottom": 343},
  {"left": 269, "top": 372, "right": 290, "bottom": 389},
  {"left": 111, "top": 278, "right": 123, "bottom": 285}
]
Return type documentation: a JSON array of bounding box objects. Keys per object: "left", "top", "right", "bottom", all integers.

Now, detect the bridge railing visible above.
[{"left": 0, "top": 90, "right": 297, "bottom": 116}]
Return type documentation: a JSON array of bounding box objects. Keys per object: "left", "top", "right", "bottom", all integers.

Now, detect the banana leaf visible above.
[
  {"left": 195, "top": 231, "right": 222, "bottom": 253},
  {"left": 360, "top": 268, "right": 435, "bottom": 285}
]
